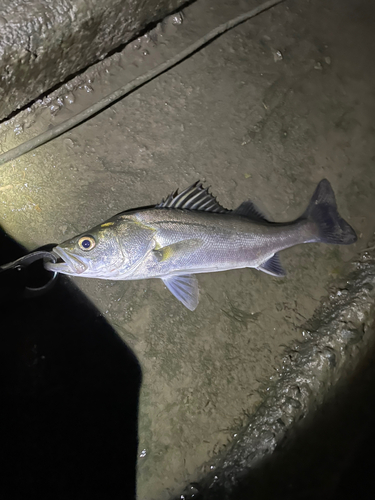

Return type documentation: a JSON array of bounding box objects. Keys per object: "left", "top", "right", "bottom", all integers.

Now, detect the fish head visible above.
[{"left": 45, "top": 222, "right": 126, "bottom": 278}]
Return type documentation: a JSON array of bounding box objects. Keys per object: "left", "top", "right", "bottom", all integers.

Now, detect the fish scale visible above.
[
  {"left": 45, "top": 180, "right": 357, "bottom": 311},
  {"left": 130, "top": 209, "right": 309, "bottom": 277}
]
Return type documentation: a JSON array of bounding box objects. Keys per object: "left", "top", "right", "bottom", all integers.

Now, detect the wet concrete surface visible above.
[
  {"left": 0, "top": 0, "right": 186, "bottom": 120},
  {"left": 0, "top": 0, "right": 375, "bottom": 498},
  {"left": 195, "top": 318, "right": 375, "bottom": 500},
  {"left": 187, "top": 249, "right": 375, "bottom": 498}
]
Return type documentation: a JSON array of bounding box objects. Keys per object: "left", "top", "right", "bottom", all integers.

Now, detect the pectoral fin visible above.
[
  {"left": 161, "top": 275, "right": 199, "bottom": 311},
  {"left": 258, "top": 253, "right": 286, "bottom": 277}
]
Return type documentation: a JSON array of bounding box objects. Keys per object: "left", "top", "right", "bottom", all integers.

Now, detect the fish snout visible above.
[{"left": 44, "top": 246, "right": 88, "bottom": 275}]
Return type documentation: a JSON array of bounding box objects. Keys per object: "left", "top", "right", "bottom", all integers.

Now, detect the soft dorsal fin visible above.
[
  {"left": 233, "top": 200, "right": 268, "bottom": 222},
  {"left": 156, "top": 181, "right": 229, "bottom": 213}
]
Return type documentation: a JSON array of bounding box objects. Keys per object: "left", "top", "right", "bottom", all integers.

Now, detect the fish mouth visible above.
[{"left": 44, "top": 246, "right": 88, "bottom": 275}]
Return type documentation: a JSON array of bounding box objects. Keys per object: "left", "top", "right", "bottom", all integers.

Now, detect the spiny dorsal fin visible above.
[
  {"left": 233, "top": 200, "right": 268, "bottom": 222},
  {"left": 156, "top": 181, "right": 229, "bottom": 213}
]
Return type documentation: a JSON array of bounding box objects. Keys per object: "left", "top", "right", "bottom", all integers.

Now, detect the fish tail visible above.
[{"left": 301, "top": 179, "right": 357, "bottom": 245}]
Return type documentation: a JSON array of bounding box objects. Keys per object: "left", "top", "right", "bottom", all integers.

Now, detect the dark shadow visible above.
[
  {"left": 0, "top": 226, "right": 141, "bottom": 500},
  {"left": 187, "top": 329, "right": 375, "bottom": 500},
  {"left": 230, "top": 345, "right": 375, "bottom": 500}
]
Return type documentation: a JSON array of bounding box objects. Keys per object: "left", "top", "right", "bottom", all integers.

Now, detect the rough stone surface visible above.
[
  {"left": 185, "top": 250, "right": 375, "bottom": 499},
  {"left": 0, "top": 0, "right": 186, "bottom": 121},
  {"left": 0, "top": 0, "right": 374, "bottom": 498}
]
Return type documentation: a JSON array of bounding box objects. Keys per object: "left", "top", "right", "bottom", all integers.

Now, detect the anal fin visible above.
[
  {"left": 258, "top": 253, "right": 286, "bottom": 277},
  {"left": 161, "top": 275, "right": 199, "bottom": 311}
]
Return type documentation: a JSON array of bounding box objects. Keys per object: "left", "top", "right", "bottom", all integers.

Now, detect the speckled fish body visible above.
[{"left": 46, "top": 180, "right": 357, "bottom": 310}]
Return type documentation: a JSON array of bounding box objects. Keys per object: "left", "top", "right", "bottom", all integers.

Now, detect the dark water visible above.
[{"left": 0, "top": 226, "right": 141, "bottom": 500}]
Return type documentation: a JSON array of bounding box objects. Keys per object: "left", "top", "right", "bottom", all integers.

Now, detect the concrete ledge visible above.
[
  {"left": 188, "top": 251, "right": 375, "bottom": 499},
  {"left": 0, "top": 0, "right": 186, "bottom": 121}
]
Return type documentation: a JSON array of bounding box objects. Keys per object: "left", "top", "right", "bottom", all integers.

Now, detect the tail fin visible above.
[{"left": 302, "top": 179, "right": 357, "bottom": 245}]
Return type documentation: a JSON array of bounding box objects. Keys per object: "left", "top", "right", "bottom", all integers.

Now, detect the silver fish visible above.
[{"left": 45, "top": 180, "right": 357, "bottom": 310}]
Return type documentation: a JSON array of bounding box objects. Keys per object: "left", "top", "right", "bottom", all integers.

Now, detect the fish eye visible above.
[{"left": 78, "top": 235, "right": 96, "bottom": 251}]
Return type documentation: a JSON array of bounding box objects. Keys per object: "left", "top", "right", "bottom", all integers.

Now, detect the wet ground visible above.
[{"left": 0, "top": 0, "right": 374, "bottom": 498}]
